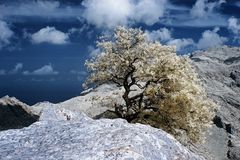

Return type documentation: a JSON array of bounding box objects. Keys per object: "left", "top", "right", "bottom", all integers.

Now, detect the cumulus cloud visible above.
[
  {"left": 190, "top": 0, "right": 225, "bottom": 19},
  {"left": 82, "top": 0, "right": 132, "bottom": 28},
  {"left": 133, "top": 0, "right": 166, "bottom": 25},
  {"left": 31, "top": 27, "right": 69, "bottom": 45},
  {"left": 228, "top": 17, "right": 240, "bottom": 41},
  {"left": 145, "top": 28, "right": 172, "bottom": 42},
  {"left": 163, "top": 4, "right": 227, "bottom": 27},
  {"left": 23, "top": 64, "right": 59, "bottom": 76},
  {"left": 0, "top": 20, "right": 14, "bottom": 49},
  {"left": 167, "top": 38, "right": 195, "bottom": 51},
  {"left": 197, "top": 27, "right": 227, "bottom": 49},
  {"left": 9, "top": 63, "right": 23, "bottom": 74},
  {"left": 169, "top": 0, "right": 227, "bottom": 27},
  {"left": 146, "top": 27, "right": 228, "bottom": 51},
  {"left": 82, "top": 0, "right": 166, "bottom": 28},
  {"left": 145, "top": 28, "right": 195, "bottom": 52}
]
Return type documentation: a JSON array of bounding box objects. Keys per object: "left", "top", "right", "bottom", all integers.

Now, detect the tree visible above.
[{"left": 84, "top": 27, "right": 217, "bottom": 142}]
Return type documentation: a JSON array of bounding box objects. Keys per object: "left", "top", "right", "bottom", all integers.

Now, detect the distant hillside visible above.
[{"left": 191, "top": 46, "right": 240, "bottom": 160}]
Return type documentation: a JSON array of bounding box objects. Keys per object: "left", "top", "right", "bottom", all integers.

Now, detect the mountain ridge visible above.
[{"left": 0, "top": 46, "right": 240, "bottom": 159}]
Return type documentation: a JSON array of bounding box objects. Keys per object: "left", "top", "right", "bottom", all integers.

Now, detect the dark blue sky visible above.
[{"left": 0, "top": 0, "right": 239, "bottom": 105}]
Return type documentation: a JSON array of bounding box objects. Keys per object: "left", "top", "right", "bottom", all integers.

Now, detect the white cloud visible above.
[
  {"left": 146, "top": 27, "right": 228, "bottom": 51},
  {"left": 228, "top": 17, "right": 240, "bottom": 34},
  {"left": 162, "top": 6, "right": 227, "bottom": 27},
  {"left": 197, "top": 27, "right": 227, "bottom": 49},
  {"left": 0, "top": 69, "right": 6, "bottom": 75},
  {"left": 145, "top": 28, "right": 195, "bottom": 52},
  {"left": 9, "top": 63, "right": 23, "bottom": 74},
  {"left": 190, "top": 0, "right": 225, "bottom": 19},
  {"left": 168, "top": 0, "right": 227, "bottom": 27},
  {"left": 228, "top": 17, "right": 240, "bottom": 41},
  {"left": 145, "top": 28, "right": 172, "bottom": 42},
  {"left": 190, "top": 0, "right": 207, "bottom": 18},
  {"left": 133, "top": 0, "right": 166, "bottom": 25},
  {"left": 167, "top": 38, "right": 195, "bottom": 51},
  {"left": 31, "top": 27, "right": 69, "bottom": 44},
  {"left": 82, "top": 0, "right": 132, "bottom": 28},
  {"left": 0, "top": 20, "right": 14, "bottom": 49},
  {"left": 82, "top": 0, "right": 166, "bottom": 28},
  {"left": 23, "top": 64, "right": 59, "bottom": 76},
  {"left": 0, "top": 63, "right": 22, "bottom": 75}
]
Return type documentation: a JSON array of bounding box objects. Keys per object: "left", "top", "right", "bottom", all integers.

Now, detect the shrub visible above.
[{"left": 84, "top": 26, "right": 217, "bottom": 142}]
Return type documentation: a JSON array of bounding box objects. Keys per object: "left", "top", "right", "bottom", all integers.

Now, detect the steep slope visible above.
[
  {"left": 0, "top": 106, "right": 203, "bottom": 160},
  {"left": 191, "top": 46, "right": 240, "bottom": 160},
  {"left": 0, "top": 96, "right": 39, "bottom": 131}
]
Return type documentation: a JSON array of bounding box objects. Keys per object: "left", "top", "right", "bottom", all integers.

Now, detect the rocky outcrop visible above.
[
  {"left": 1, "top": 46, "right": 240, "bottom": 159},
  {"left": 0, "top": 96, "right": 39, "bottom": 131},
  {"left": 31, "top": 84, "right": 124, "bottom": 117},
  {"left": 191, "top": 46, "right": 240, "bottom": 160},
  {"left": 0, "top": 107, "right": 203, "bottom": 160}
]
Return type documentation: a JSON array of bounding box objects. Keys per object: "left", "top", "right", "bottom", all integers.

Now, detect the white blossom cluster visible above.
[{"left": 84, "top": 27, "right": 217, "bottom": 142}]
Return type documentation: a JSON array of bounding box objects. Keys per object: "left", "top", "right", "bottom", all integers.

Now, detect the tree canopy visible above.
[{"left": 84, "top": 27, "right": 217, "bottom": 142}]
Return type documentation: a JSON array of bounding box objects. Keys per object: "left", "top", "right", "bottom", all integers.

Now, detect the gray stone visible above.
[
  {"left": 0, "top": 107, "right": 203, "bottom": 160},
  {"left": 228, "top": 147, "right": 240, "bottom": 160},
  {"left": 0, "top": 96, "right": 39, "bottom": 131},
  {"left": 191, "top": 46, "right": 240, "bottom": 160}
]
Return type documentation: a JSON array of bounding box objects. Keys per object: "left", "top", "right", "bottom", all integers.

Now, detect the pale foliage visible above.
[{"left": 84, "top": 27, "right": 217, "bottom": 142}]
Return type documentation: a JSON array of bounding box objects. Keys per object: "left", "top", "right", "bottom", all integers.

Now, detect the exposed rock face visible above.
[
  {"left": 31, "top": 84, "right": 124, "bottom": 117},
  {"left": 0, "top": 96, "right": 39, "bottom": 131},
  {"left": 191, "top": 46, "right": 240, "bottom": 160},
  {"left": 1, "top": 46, "right": 239, "bottom": 159},
  {"left": 0, "top": 107, "right": 203, "bottom": 160}
]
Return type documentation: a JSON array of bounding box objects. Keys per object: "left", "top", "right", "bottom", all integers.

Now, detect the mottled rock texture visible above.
[
  {"left": 0, "top": 107, "right": 202, "bottom": 160},
  {"left": 191, "top": 46, "right": 240, "bottom": 160}
]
